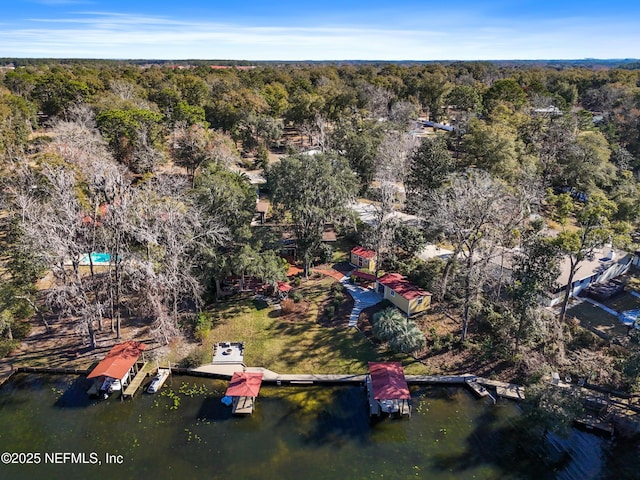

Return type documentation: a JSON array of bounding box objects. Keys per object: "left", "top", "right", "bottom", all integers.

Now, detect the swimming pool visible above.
[{"left": 79, "top": 252, "right": 112, "bottom": 265}]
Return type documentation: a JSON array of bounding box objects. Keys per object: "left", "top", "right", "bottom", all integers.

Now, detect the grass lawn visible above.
[
  {"left": 566, "top": 301, "right": 628, "bottom": 339},
  {"left": 331, "top": 238, "right": 352, "bottom": 264},
  {"left": 601, "top": 292, "right": 640, "bottom": 313},
  {"left": 202, "top": 274, "right": 425, "bottom": 375}
]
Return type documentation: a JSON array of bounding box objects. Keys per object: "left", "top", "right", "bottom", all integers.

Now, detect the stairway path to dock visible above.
[{"left": 312, "top": 267, "right": 383, "bottom": 327}]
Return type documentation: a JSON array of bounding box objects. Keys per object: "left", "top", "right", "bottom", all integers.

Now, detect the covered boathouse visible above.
[
  {"left": 87, "top": 341, "right": 147, "bottom": 397},
  {"left": 225, "top": 372, "right": 264, "bottom": 415},
  {"left": 366, "top": 362, "right": 411, "bottom": 417}
]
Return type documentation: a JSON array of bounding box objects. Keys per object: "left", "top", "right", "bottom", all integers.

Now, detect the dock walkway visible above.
[
  {"left": 122, "top": 362, "right": 154, "bottom": 399},
  {"left": 185, "top": 365, "right": 526, "bottom": 401},
  {"left": 477, "top": 378, "right": 526, "bottom": 400}
]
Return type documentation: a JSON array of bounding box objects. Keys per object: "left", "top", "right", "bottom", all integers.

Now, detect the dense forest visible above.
[{"left": 1, "top": 60, "right": 640, "bottom": 428}]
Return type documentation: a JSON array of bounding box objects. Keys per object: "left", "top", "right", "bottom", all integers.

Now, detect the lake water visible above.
[{"left": 0, "top": 374, "right": 610, "bottom": 480}]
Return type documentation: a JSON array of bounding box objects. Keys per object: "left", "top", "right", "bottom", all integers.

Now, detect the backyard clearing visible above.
[
  {"left": 565, "top": 289, "right": 640, "bottom": 341},
  {"left": 203, "top": 295, "right": 381, "bottom": 374},
  {"left": 566, "top": 301, "right": 629, "bottom": 340}
]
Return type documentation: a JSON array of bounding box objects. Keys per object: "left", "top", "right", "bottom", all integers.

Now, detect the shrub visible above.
[
  {"left": 180, "top": 348, "right": 208, "bottom": 368},
  {"left": 193, "top": 312, "right": 213, "bottom": 342},
  {"left": 372, "top": 307, "right": 427, "bottom": 354},
  {"left": 389, "top": 322, "right": 427, "bottom": 354},
  {"left": 290, "top": 291, "right": 303, "bottom": 303},
  {"left": 281, "top": 298, "right": 295, "bottom": 313},
  {"left": 0, "top": 340, "right": 20, "bottom": 359},
  {"left": 318, "top": 243, "right": 333, "bottom": 265},
  {"left": 372, "top": 307, "right": 402, "bottom": 342},
  {"left": 281, "top": 298, "right": 309, "bottom": 315},
  {"left": 325, "top": 305, "right": 335, "bottom": 318},
  {"left": 254, "top": 146, "right": 269, "bottom": 170}
]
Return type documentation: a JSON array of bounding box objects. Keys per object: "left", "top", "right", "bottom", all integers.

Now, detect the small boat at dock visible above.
[{"left": 147, "top": 368, "right": 171, "bottom": 394}]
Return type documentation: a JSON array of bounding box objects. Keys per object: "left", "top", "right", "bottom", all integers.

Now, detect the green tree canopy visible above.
[{"left": 267, "top": 153, "right": 357, "bottom": 275}]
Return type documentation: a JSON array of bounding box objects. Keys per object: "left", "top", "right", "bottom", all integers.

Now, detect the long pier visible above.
[
  {"left": 187, "top": 365, "right": 526, "bottom": 401},
  {"left": 6, "top": 364, "right": 526, "bottom": 402},
  {"left": 15, "top": 366, "right": 90, "bottom": 375}
]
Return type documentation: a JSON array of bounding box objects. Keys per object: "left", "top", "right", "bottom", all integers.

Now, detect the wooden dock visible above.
[
  {"left": 366, "top": 376, "right": 380, "bottom": 416},
  {"left": 15, "top": 366, "right": 90, "bottom": 375},
  {"left": 478, "top": 379, "right": 526, "bottom": 400},
  {"left": 465, "top": 379, "right": 496, "bottom": 403},
  {"left": 574, "top": 415, "right": 614, "bottom": 437},
  {"left": 232, "top": 396, "right": 255, "bottom": 414},
  {"left": 182, "top": 366, "right": 527, "bottom": 402},
  {"left": 122, "top": 362, "right": 153, "bottom": 399}
]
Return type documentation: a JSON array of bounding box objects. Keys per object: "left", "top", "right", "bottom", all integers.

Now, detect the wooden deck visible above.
[
  {"left": 575, "top": 415, "right": 614, "bottom": 437},
  {"left": 232, "top": 396, "right": 255, "bottom": 414},
  {"left": 122, "top": 362, "right": 153, "bottom": 399},
  {"left": 183, "top": 365, "right": 527, "bottom": 402},
  {"left": 478, "top": 379, "right": 526, "bottom": 400},
  {"left": 366, "top": 376, "right": 380, "bottom": 416},
  {"left": 465, "top": 379, "right": 496, "bottom": 403}
]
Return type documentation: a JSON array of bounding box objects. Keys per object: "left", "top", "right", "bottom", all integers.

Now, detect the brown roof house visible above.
[{"left": 376, "top": 273, "right": 431, "bottom": 317}]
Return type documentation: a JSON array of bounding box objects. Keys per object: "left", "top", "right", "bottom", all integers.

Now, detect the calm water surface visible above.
[{"left": 0, "top": 374, "right": 608, "bottom": 480}]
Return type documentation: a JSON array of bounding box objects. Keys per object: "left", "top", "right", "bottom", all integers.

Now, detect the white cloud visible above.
[{"left": 1, "top": 11, "right": 639, "bottom": 60}]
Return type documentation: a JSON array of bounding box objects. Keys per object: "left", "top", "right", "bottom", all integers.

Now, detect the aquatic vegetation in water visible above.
[
  {"left": 155, "top": 383, "right": 208, "bottom": 410},
  {"left": 413, "top": 396, "right": 430, "bottom": 414},
  {"left": 159, "top": 390, "right": 181, "bottom": 410},
  {"left": 178, "top": 382, "right": 208, "bottom": 397},
  {"left": 184, "top": 428, "right": 202, "bottom": 444},
  {"left": 50, "top": 387, "right": 64, "bottom": 398}
]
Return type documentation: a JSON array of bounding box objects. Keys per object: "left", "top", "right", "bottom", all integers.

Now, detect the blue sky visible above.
[{"left": 1, "top": 0, "right": 639, "bottom": 60}]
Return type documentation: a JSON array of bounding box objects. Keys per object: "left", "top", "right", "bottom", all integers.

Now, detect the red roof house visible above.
[
  {"left": 376, "top": 273, "right": 431, "bottom": 317},
  {"left": 87, "top": 341, "right": 147, "bottom": 381},
  {"left": 225, "top": 372, "right": 264, "bottom": 398},
  {"left": 225, "top": 372, "right": 264, "bottom": 414},
  {"left": 368, "top": 362, "right": 411, "bottom": 400},
  {"left": 350, "top": 246, "right": 377, "bottom": 271},
  {"left": 367, "top": 362, "right": 411, "bottom": 416}
]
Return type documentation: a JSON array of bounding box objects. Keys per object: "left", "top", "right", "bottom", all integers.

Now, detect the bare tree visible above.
[
  {"left": 361, "top": 84, "right": 392, "bottom": 119},
  {"left": 366, "top": 132, "right": 416, "bottom": 275},
  {"left": 127, "top": 176, "right": 228, "bottom": 343},
  {"left": 17, "top": 165, "right": 104, "bottom": 347},
  {"left": 424, "top": 169, "right": 527, "bottom": 341},
  {"left": 169, "top": 123, "right": 229, "bottom": 185},
  {"left": 299, "top": 114, "right": 330, "bottom": 152}
]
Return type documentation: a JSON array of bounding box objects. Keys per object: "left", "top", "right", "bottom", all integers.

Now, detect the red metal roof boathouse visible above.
[
  {"left": 367, "top": 362, "right": 411, "bottom": 417},
  {"left": 225, "top": 372, "right": 264, "bottom": 415}
]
